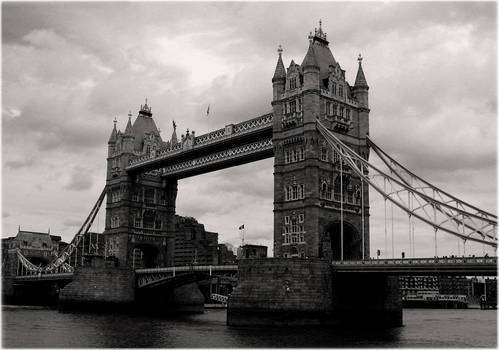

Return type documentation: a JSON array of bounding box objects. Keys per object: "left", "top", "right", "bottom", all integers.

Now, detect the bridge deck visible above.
[
  {"left": 331, "top": 257, "right": 497, "bottom": 275},
  {"left": 14, "top": 272, "right": 74, "bottom": 282},
  {"left": 14, "top": 258, "right": 496, "bottom": 281}
]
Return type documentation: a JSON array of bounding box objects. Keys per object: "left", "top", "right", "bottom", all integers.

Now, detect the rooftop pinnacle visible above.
[
  {"left": 301, "top": 41, "right": 319, "bottom": 69},
  {"left": 272, "top": 44, "right": 286, "bottom": 82},
  {"left": 354, "top": 53, "right": 368, "bottom": 88},
  {"left": 108, "top": 118, "right": 118, "bottom": 143}
]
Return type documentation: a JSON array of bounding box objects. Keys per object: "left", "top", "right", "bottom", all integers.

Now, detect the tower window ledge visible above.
[
  {"left": 321, "top": 89, "right": 332, "bottom": 98},
  {"left": 280, "top": 87, "right": 303, "bottom": 99}
]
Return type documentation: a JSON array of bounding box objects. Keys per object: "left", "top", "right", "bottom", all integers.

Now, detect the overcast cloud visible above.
[{"left": 2, "top": 2, "right": 496, "bottom": 258}]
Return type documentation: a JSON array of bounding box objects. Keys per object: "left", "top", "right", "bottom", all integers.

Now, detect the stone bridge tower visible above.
[
  {"left": 105, "top": 102, "right": 177, "bottom": 268},
  {"left": 272, "top": 22, "right": 370, "bottom": 260}
]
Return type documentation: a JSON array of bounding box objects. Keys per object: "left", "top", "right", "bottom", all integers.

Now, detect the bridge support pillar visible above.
[
  {"left": 59, "top": 255, "right": 135, "bottom": 311},
  {"left": 172, "top": 282, "right": 205, "bottom": 313},
  {"left": 1, "top": 250, "right": 18, "bottom": 303},
  {"left": 331, "top": 273, "right": 402, "bottom": 327},
  {"left": 227, "top": 258, "right": 402, "bottom": 327},
  {"left": 228, "top": 258, "right": 334, "bottom": 326}
]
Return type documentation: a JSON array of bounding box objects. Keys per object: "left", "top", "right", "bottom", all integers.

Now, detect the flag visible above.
[
  {"left": 206, "top": 104, "right": 210, "bottom": 117},
  {"left": 238, "top": 224, "right": 244, "bottom": 230}
]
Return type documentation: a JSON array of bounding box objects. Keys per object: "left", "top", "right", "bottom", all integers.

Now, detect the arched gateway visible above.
[{"left": 103, "top": 21, "right": 370, "bottom": 265}]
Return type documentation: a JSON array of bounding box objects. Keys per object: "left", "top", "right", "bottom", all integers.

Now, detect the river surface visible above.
[{"left": 2, "top": 306, "right": 496, "bottom": 348}]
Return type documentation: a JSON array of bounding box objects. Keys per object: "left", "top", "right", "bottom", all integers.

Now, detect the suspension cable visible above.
[
  {"left": 316, "top": 120, "right": 496, "bottom": 247},
  {"left": 340, "top": 157, "right": 344, "bottom": 261},
  {"left": 384, "top": 178, "right": 388, "bottom": 258}
]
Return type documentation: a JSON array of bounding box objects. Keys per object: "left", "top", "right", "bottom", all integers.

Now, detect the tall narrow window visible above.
[
  {"left": 299, "top": 184, "right": 304, "bottom": 199},
  {"left": 297, "top": 147, "right": 304, "bottom": 161},
  {"left": 144, "top": 189, "right": 155, "bottom": 204},
  {"left": 332, "top": 83, "right": 337, "bottom": 95},
  {"left": 134, "top": 217, "right": 142, "bottom": 228},
  {"left": 290, "top": 100, "right": 296, "bottom": 113},
  {"left": 321, "top": 147, "right": 328, "bottom": 161},
  {"left": 339, "top": 85, "right": 344, "bottom": 97},
  {"left": 290, "top": 77, "right": 296, "bottom": 90}
]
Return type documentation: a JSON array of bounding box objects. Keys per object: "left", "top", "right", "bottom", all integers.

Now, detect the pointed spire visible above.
[
  {"left": 272, "top": 44, "right": 286, "bottom": 82},
  {"left": 171, "top": 120, "right": 178, "bottom": 147},
  {"left": 354, "top": 53, "right": 369, "bottom": 88},
  {"left": 124, "top": 112, "right": 133, "bottom": 136},
  {"left": 108, "top": 117, "right": 118, "bottom": 143},
  {"left": 302, "top": 41, "right": 319, "bottom": 69}
]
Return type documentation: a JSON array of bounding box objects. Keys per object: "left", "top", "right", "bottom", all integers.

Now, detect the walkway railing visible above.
[
  {"left": 127, "top": 113, "right": 273, "bottom": 170},
  {"left": 135, "top": 265, "right": 238, "bottom": 275}
]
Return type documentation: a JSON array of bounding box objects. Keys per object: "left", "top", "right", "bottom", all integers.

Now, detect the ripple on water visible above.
[{"left": 2, "top": 307, "right": 496, "bottom": 348}]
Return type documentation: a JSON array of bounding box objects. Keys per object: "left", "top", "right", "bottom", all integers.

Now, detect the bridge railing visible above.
[
  {"left": 332, "top": 257, "right": 497, "bottom": 266},
  {"left": 135, "top": 264, "right": 238, "bottom": 275}
]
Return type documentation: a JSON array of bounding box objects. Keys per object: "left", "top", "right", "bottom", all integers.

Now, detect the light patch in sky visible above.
[{"left": 151, "top": 32, "right": 242, "bottom": 87}]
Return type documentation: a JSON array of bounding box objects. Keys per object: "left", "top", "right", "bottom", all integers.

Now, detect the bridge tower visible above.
[
  {"left": 105, "top": 102, "right": 177, "bottom": 268},
  {"left": 272, "top": 22, "right": 370, "bottom": 260}
]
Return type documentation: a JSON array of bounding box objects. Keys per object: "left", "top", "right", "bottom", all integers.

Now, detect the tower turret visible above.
[
  {"left": 107, "top": 118, "right": 117, "bottom": 156},
  {"left": 354, "top": 54, "right": 369, "bottom": 108},
  {"left": 122, "top": 112, "right": 135, "bottom": 153},
  {"left": 302, "top": 40, "right": 320, "bottom": 90},
  {"left": 353, "top": 54, "right": 370, "bottom": 138},
  {"left": 272, "top": 45, "right": 286, "bottom": 101}
]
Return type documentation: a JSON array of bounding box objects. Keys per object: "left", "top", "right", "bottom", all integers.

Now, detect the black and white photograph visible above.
[{"left": 1, "top": 1, "right": 497, "bottom": 347}]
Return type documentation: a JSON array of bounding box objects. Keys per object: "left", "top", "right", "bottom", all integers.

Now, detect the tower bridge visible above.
[{"left": 3, "top": 21, "right": 497, "bottom": 326}]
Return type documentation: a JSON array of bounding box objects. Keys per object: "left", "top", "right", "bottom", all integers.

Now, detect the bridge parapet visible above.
[
  {"left": 332, "top": 257, "right": 497, "bottom": 266},
  {"left": 331, "top": 257, "right": 497, "bottom": 275},
  {"left": 126, "top": 113, "right": 273, "bottom": 171},
  {"left": 135, "top": 264, "right": 238, "bottom": 275}
]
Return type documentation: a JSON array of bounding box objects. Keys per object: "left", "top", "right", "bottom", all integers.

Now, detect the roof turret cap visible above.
[
  {"left": 108, "top": 117, "right": 118, "bottom": 143},
  {"left": 272, "top": 44, "right": 286, "bottom": 82},
  {"left": 139, "top": 98, "right": 152, "bottom": 117},
  {"left": 354, "top": 53, "right": 369, "bottom": 88},
  {"left": 302, "top": 41, "right": 319, "bottom": 69}
]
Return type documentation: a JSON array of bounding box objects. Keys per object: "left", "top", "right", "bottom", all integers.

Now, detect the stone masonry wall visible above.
[
  {"left": 227, "top": 258, "right": 333, "bottom": 325},
  {"left": 59, "top": 257, "right": 135, "bottom": 308}
]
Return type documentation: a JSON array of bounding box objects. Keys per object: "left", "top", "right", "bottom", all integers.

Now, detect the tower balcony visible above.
[
  {"left": 282, "top": 111, "right": 303, "bottom": 129},
  {"left": 327, "top": 114, "right": 352, "bottom": 132},
  {"left": 333, "top": 162, "right": 352, "bottom": 175}
]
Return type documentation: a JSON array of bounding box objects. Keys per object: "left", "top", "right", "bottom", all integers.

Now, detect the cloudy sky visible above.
[{"left": 2, "top": 2, "right": 496, "bottom": 258}]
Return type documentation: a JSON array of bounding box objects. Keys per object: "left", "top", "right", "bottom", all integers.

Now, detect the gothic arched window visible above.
[{"left": 143, "top": 211, "right": 155, "bottom": 229}]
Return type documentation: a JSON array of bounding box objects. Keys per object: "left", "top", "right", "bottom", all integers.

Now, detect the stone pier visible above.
[
  {"left": 59, "top": 255, "right": 135, "bottom": 310},
  {"left": 227, "top": 258, "right": 402, "bottom": 327}
]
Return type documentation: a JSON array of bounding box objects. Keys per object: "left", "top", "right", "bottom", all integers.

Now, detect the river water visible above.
[{"left": 2, "top": 306, "right": 496, "bottom": 348}]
